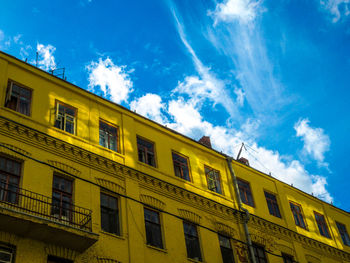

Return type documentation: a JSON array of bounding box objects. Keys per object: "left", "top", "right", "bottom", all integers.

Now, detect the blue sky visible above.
[{"left": 1, "top": 0, "right": 350, "bottom": 211}]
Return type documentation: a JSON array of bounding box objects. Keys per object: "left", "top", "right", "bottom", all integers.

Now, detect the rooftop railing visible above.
[{"left": 0, "top": 180, "right": 92, "bottom": 231}]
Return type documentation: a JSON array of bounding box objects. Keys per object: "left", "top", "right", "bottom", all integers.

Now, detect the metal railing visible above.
[{"left": 0, "top": 180, "right": 92, "bottom": 231}]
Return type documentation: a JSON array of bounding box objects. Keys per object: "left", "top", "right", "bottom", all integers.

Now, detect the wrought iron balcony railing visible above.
[{"left": 0, "top": 180, "right": 92, "bottom": 231}]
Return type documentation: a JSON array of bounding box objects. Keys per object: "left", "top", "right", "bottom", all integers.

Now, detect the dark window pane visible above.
[
  {"left": 137, "top": 137, "right": 156, "bottom": 167},
  {"left": 183, "top": 222, "right": 202, "bottom": 261},
  {"left": 99, "top": 121, "right": 119, "bottom": 152},
  {"left": 237, "top": 179, "right": 254, "bottom": 206},
  {"left": 100, "top": 193, "right": 120, "bottom": 235},
  {"left": 282, "top": 253, "right": 294, "bottom": 263},
  {"left": 314, "top": 212, "right": 330, "bottom": 238},
  {"left": 5, "top": 81, "right": 32, "bottom": 116},
  {"left": 144, "top": 208, "right": 163, "bottom": 248},
  {"left": 172, "top": 152, "right": 190, "bottom": 181},
  {"left": 55, "top": 103, "right": 76, "bottom": 134},
  {"left": 205, "top": 167, "right": 222, "bottom": 194},
  {"left": 219, "top": 235, "right": 235, "bottom": 263},
  {"left": 336, "top": 222, "right": 350, "bottom": 246},
  {"left": 290, "top": 202, "right": 306, "bottom": 229},
  {"left": 264, "top": 192, "right": 281, "bottom": 218}
]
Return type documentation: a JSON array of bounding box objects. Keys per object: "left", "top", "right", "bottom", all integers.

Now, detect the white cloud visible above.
[
  {"left": 320, "top": 0, "right": 350, "bottom": 22},
  {"left": 294, "top": 118, "right": 330, "bottom": 166},
  {"left": 209, "top": 0, "right": 263, "bottom": 25},
  {"left": 234, "top": 87, "right": 245, "bottom": 106},
  {"left": 0, "top": 30, "right": 4, "bottom": 42},
  {"left": 86, "top": 57, "right": 133, "bottom": 104},
  {"left": 36, "top": 43, "right": 57, "bottom": 71},
  {"left": 130, "top": 94, "right": 167, "bottom": 124},
  {"left": 172, "top": 9, "right": 239, "bottom": 119}
]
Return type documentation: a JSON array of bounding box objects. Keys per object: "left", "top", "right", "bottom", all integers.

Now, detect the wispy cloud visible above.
[
  {"left": 294, "top": 118, "right": 331, "bottom": 167},
  {"left": 86, "top": 57, "right": 133, "bottom": 104},
  {"left": 320, "top": 0, "right": 350, "bottom": 22},
  {"left": 36, "top": 43, "right": 57, "bottom": 71},
  {"left": 209, "top": 0, "right": 264, "bottom": 25},
  {"left": 206, "top": 0, "right": 288, "bottom": 119},
  {"left": 171, "top": 8, "right": 239, "bottom": 119}
]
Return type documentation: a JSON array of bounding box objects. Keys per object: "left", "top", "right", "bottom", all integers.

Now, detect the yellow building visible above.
[{"left": 0, "top": 50, "right": 349, "bottom": 263}]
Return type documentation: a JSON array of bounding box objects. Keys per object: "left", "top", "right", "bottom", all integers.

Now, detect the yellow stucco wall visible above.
[{"left": 0, "top": 51, "right": 349, "bottom": 263}]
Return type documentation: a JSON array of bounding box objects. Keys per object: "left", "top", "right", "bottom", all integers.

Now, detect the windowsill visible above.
[
  {"left": 296, "top": 225, "right": 308, "bottom": 231},
  {"left": 100, "top": 230, "right": 125, "bottom": 240},
  {"left": 1, "top": 106, "right": 32, "bottom": 120},
  {"left": 137, "top": 160, "right": 158, "bottom": 170},
  {"left": 52, "top": 125, "right": 77, "bottom": 137},
  {"left": 146, "top": 244, "right": 167, "bottom": 253},
  {"left": 187, "top": 258, "right": 203, "bottom": 263},
  {"left": 96, "top": 144, "right": 125, "bottom": 158}
]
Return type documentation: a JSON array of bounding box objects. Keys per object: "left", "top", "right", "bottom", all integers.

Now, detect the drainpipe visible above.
[{"left": 226, "top": 156, "right": 256, "bottom": 263}]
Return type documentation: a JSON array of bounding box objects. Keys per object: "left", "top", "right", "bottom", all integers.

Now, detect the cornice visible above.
[
  {"left": 140, "top": 194, "right": 165, "bottom": 210},
  {"left": 48, "top": 160, "right": 81, "bottom": 177},
  {"left": 44, "top": 244, "right": 78, "bottom": 260},
  {"left": 96, "top": 178, "right": 125, "bottom": 195},
  {"left": 0, "top": 116, "right": 350, "bottom": 261},
  {"left": 178, "top": 209, "right": 201, "bottom": 224}
]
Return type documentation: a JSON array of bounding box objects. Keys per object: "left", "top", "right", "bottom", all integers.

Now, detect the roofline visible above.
[{"left": 1, "top": 50, "right": 348, "bottom": 214}]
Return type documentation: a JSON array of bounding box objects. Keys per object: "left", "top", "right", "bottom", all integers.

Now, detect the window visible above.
[
  {"left": 5, "top": 80, "right": 31, "bottom": 116},
  {"left": 336, "top": 222, "right": 350, "bottom": 246},
  {"left": 0, "top": 156, "right": 21, "bottom": 204},
  {"left": 172, "top": 152, "right": 190, "bottom": 181},
  {"left": 218, "top": 234, "right": 235, "bottom": 263},
  {"left": 144, "top": 208, "right": 163, "bottom": 248},
  {"left": 289, "top": 202, "right": 306, "bottom": 229},
  {"left": 54, "top": 102, "right": 76, "bottom": 134},
  {"left": 100, "top": 193, "right": 120, "bottom": 235},
  {"left": 0, "top": 245, "right": 15, "bottom": 263},
  {"left": 183, "top": 221, "right": 202, "bottom": 261},
  {"left": 205, "top": 166, "right": 222, "bottom": 194},
  {"left": 99, "top": 121, "right": 118, "bottom": 152},
  {"left": 252, "top": 243, "right": 267, "bottom": 263},
  {"left": 51, "top": 175, "right": 73, "bottom": 222},
  {"left": 264, "top": 191, "right": 281, "bottom": 218},
  {"left": 237, "top": 179, "right": 254, "bottom": 206},
  {"left": 47, "top": 256, "right": 73, "bottom": 263},
  {"left": 282, "top": 253, "right": 294, "bottom": 263},
  {"left": 137, "top": 137, "right": 155, "bottom": 167},
  {"left": 314, "top": 212, "right": 330, "bottom": 238}
]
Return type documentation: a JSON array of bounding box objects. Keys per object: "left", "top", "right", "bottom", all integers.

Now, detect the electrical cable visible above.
[{"left": 0, "top": 142, "right": 301, "bottom": 262}]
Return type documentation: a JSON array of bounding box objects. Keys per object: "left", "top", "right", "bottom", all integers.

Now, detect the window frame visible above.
[
  {"left": 100, "top": 192, "right": 120, "bottom": 236},
  {"left": 205, "top": 165, "right": 223, "bottom": 194},
  {"left": 172, "top": 151, "right": 191, "bottom": 182},
  {"left": 218, "top": 234, "right": 235, "bottom": 263},
  {"left": 47, "top": 255, "right": 73, "bottom": 263},
  {"left": 282, "top": 253, "right": 294, "bottom": 263},
  {"left": 264, "top": 191, "right": 282, "bottom": 218},
  {"left": 183, "top": 221, "right": 202, "bottom": 262},
  {"left": 0, "top": 244, "right": 16, "bottom": 263},
  {"left": 314, "top": 211, "right": 331, "bottom": 238},
  {"left": 289, "top": 202, "right": 307, "bottom": 229},
  {"left": 5, "top": 79, "right": 32, "bottom": 116},
  {"left": 336, "top": 221, "right": 350, "bottom": 246},
  {"left": 99, "top": 120, "right": 119, "bottom": 152},
  {"left": 237, "top": 178, "right": 254, "bottom": 207},
  {"left": 51, "top": 174, "right": 73, "bottom": 222},
  {"left": 144, "top": 207, "right": 163, "bottom": 249},
  {"left": 137, "top": 136, "right": 156, "bottom": 167},
  {"left": 0, "top": 155, "right": 22, "bottom": 204},
  {"left": 54, "top": 101, "right": 77, "bottom": 135},
  {"left": 252, "top": 243, "right": 268, "bottom": 263}
]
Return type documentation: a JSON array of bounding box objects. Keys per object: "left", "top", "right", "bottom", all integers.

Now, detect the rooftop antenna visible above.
[
  {"left": 49, "top": 67, "right": 66, "bottom": 80},
  {"left": 35, "top": 51, "right": 38, "bottom": 67},
  {"left": 236, "top": 142, "right": 246, "bottom": 160}
]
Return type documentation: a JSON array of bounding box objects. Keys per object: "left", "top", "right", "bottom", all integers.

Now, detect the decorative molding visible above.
[
  {"left": 48, "top": 160, "right": 81, "bottom": 177},
  {"left": 140, "top": 194, "right": 165, "bottom": 210},
  {"left": 234, "top": 241, "right": 249, "bottom": 263},
  {"left": 249, "top": 228, "right": 277, "bottom": 252},
  {"left": 275, "top": 244, "right": 296, "bottom": 257},
  {"left": 305, "top": 254, "right": 321, "bottom": 263},
  {"left": 1, "top": 117, "right": 350, "bottom": 261},
  {"left": 44, "top": 244, "right": 78, "bottom": 260},
  {"left": 96, "top": 178, "right": 125, "bottom": 195},
  {"left": 0, "top": 142, "right": 32, "bottom": 159},
  {"left": 213, "top": 221, "right": 236, "bottom": 238},
  {"left": 0, "top": 231, "right": 18, "bottom": 245},
  {"left": 97, "top": 258, "right": 121, "bottom": 263},
  {"left": 178, "top": 209, "right": 201, "bottom": 224}
]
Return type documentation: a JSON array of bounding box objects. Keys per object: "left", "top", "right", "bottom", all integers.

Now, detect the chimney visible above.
[
  {"left": 198, "top": 136, "right": 212, "bottom": 148},
  {"left": 238, "top": 157, "right": 249, "bottom": 166}
]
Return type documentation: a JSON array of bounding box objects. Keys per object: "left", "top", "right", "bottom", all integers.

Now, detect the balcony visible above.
[{"left": 0, "top": 181, "right": 98, "bottom": 251}]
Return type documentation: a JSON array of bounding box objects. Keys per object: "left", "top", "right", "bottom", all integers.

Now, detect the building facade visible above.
[{"left": 0, "top": 51, "right": 349, "bottom": 263}]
